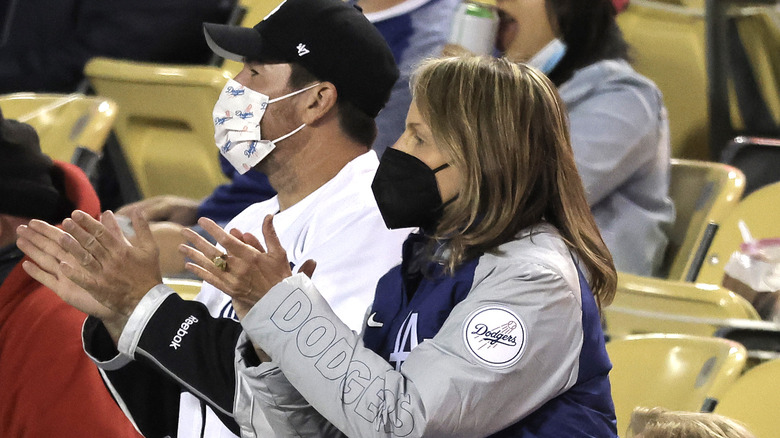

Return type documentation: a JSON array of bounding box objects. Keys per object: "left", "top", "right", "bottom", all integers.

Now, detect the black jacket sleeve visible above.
[{"left": 84, "top": 293, "right": 244, "bottom": 437}]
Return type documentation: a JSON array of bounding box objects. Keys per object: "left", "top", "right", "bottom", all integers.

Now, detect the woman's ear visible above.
[{"left": 301, "top": 82, "right": 338, "bottom": 125}]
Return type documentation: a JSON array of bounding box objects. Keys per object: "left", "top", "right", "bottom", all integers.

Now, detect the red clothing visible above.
[{"left": 0, "top": 161, "right": 141, "bottom": 437}]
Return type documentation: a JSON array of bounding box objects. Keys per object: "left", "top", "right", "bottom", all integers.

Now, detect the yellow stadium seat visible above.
[
  {"left": 661, "top": 159, "right": 745, "bottom": 280},
  {"left": 739, "top": 11, "right": 780, "bottom": 127},
  {"left": 617, "top": 0, "right": 709, "bottom": 160},
  {"left": 163, "top": 278, "right": 203, "bottom": 301},
  {"left": 607, "top": 334, "right": 747, "bottom": 436},
  {"left": 715, "top": 324, "right": 780, "bottom": 365},
  {"left": 0, "top": 92, "right": 117, "bottom": 162},
  {"left": 721, "top": 136, "right": 780, "bottom": 197},
  {"left": 604, "top": 272, "right": 760, "bottom": 339},
  {"left": 696, "top": 181, "right": 780, "bottom": 285},
  {"left": 84, "top": 58, "right": 232, "bottom": 200},
  {"left": 712, "top": 358, "right": 780, "bottom": 438},
  {"left": 726, "top": 8, "right": 780, "bottom": 134}
]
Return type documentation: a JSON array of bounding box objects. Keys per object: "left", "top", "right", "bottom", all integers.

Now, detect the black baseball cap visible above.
[{"left": 204, "top": 0, "right": 399, "bottom": 118}]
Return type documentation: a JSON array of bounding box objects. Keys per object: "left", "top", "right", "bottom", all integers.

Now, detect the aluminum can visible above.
[{"left": 448, "top": 0, "right": 499, "bottom": 56}]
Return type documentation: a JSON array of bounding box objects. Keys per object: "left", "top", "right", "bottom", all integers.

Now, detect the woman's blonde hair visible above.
[
  {"left": 628, "top": 407, "right": 756, "bottom": 438},
  {"left": 412, "top": 55, "right": 616, "bottom": 307}
]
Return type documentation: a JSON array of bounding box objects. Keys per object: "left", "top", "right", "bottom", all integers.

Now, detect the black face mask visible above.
[{"left": 371, "top": 148, "right": 450, "bottom": 230}]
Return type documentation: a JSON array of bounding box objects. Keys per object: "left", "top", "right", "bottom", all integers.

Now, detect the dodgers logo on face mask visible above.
[
  {"left": 226, "top": 86, "right": 245, "bottom": 97},
  {"left": 211, "top": 79, "right": 319, "bottom": 174},
  {"left": 463, "top": 305, "right": 527, "bottom": 368},
  {"left": 214, "top": 109, "right": 232, "bottom": 126},
  {"left": 235, "top": 105, "right": 254, "bottom": 119}
]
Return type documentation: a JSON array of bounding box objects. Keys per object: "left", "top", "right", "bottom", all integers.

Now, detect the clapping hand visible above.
[
  {"left": 180, "top": 214, "right": 315, "bottom": 320},
  {"left": 17, "top": 218, "right": 116, "bottom": 321},
  {"left": 17, "top": 209, "right": 163, "bottom": 342}
]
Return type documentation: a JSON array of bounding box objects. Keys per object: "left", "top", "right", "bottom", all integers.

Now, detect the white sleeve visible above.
[{"left": 237, "top": 263, "right": 583, "bottom": 438}]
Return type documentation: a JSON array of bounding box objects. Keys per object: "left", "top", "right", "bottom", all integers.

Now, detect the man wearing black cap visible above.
[
  {"left": 0, "top": 109, "right": 140, "bottom": 437},
  {"left": 17, "top": 0, "right": 411, "bottom": 436}
]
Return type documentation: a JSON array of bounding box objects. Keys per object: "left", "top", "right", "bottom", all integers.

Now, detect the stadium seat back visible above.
[
  {"left": 84, "top": 57, "right": 232, "bottom": 200},
  {"left": 607, "top": 334, "right": 746, "bottom": 435},
  {"left": 721, "top": 136, "right": 780, "bottom": 197},
  {"left": 604, "top": 272, "right": 760, "bottom": 339},
  {"left": 662, "top": 159, "right": 745, "bottom": 280},
  {"left": 0, "top": 92, "right": 117, "bottom": 162},
  {"left": 712, "top": 358, "right": 780, "bottom": 438},
  {"left": 617, "top": 0, "right": 709, "bottom": 159},
  {"left": 696, "top": 181, "right": 780, "bottom": 284},
  {"left": 727, "top": 8, "right": 780, "bottom": 133}
]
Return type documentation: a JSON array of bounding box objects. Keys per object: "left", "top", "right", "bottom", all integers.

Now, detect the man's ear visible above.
[{"left": 300, "top": 82, "right": 339, "bottom": 125}]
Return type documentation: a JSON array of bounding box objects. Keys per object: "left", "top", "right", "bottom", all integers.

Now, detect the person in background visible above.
[
  {"left": 16, "top": 0, "right": 412, "bottom": 436},
  {"left": 358, "top": 0, "right": 461, "bottom": 156},
  {"left": 494, "top": 0, "right": 674, "bottom": 276},
  {"left": 0, "top": 0, "right": 236, "bottom": 94},
  {"left": 628, "top": 407, "right": 756, "bottom": 438},
  {"left": 0, "top": 108, "right": 140, "bottom": 437},
  {"left": 179, "top": 56, "right": 619, "bottom": 436}
]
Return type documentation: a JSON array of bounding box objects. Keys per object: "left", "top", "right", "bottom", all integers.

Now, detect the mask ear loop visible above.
[
  {"left": 266, "top": 82, "right": 321, "bottom": 104},
  {"left": 432, "top": 163, "right": 450, "bottom": 173},
  {"left": 266, "top": 82, "right": 321, "bottom": 144},
  {"left": 271, "top": 123, "right": 306, "bottom": 143},
  {"left": 432, "top": 162, "right": 457, "bottom": 208}
]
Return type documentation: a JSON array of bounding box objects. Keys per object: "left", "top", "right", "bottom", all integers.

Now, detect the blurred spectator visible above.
[
  {"left": 359, "top": 0, "right": 460, "bottom": 156},
  {"left": 0, "top": 0, "right": 236, "bottom": 93},
  {"left": 0, "top": 107, "right": 140, "bottom": 437},
  {"left": 495, "top": 0, "right": 675, "bottom": 276}
]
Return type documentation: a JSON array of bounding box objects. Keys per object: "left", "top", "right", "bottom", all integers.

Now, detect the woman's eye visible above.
[{"left": 414, "top": 135, "right": 424, "bottom": 145}]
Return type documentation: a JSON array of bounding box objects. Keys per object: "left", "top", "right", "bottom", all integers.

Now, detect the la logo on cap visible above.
[{"left": 296, "top": 43, "right": 310, "bottom": 56}]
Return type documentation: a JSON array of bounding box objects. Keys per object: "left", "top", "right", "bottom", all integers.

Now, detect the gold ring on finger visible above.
[{"left": 213, "top": 253, "right": 228, "bottom": 272}]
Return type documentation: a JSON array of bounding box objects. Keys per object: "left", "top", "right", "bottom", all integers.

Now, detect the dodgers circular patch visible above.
[{"left": 463, "top": 305, "right": 527, "bottom": 368}]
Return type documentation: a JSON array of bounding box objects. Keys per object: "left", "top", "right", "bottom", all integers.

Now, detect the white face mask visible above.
[
  {"left": 212, "top": 79, "right": 319, "bottom": 174},
  {"left": 527, "top": 38, "right": 567, "bottom": 74}
]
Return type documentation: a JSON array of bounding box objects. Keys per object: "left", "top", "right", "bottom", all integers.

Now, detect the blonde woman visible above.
[
  {"left": 628, "top": 407, "right": 756, "bottom": 438},
  {"left": 182, "top": 56, "right": 619, "bottom": 437}
]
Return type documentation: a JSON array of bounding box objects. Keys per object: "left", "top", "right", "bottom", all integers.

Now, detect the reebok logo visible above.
[
  {"left": 170, "top": 315, "right": 199, "bottom": 350},
  {"left": 296, "top": 43, "right": 310, "bottom": 56}
]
